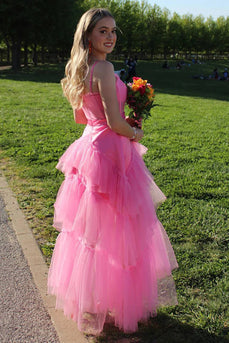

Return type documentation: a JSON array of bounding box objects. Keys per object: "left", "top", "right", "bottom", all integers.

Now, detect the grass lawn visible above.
[{"left": 0, "top": 60, "right": 228, "bottom": 343}]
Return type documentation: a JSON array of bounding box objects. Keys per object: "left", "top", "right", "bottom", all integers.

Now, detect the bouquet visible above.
[{"left": 126, "top": 77, "right": 155, "bottom": 128}]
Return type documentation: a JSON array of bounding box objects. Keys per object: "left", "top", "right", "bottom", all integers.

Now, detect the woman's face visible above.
[{"left": 88, "top": 16, "right": 117, "bottom": 59}]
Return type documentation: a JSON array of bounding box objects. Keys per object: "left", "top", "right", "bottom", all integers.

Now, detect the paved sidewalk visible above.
[
  {"left": 0, "top": 172, "right": 88, "bottom": 343},
  {"left": 0, "top": 195, "right": 60, "bottom": 343}
]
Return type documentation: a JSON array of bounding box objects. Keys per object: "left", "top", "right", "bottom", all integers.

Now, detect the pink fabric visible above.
[{"left": 48, "top": 68, "right": 178, "bottom": 334}]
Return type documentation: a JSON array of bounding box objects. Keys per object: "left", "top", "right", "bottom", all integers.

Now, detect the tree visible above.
[
  {"left": 181, "top": 14, "right": 195, "bottom": 58},
  {"left": 165, "top": 12, "right": 184, "bottom": 57},
  {"left": 191, "top": 15, "right": 207, "bottom": 58},
  {"left": 0, "top": 0, "right": 33, "bottom": 69},
  {"left": 145, "top": 5, "right": 167, "bottom": 58},
  {"left": 205, "top": 16, "right": 218, "bottom": 55},
  {"left": 215, "top": 16, "right": 229, "bottom": 55},
  {"left": 0, "top": 0, "right": 80, "bottom": 69},
  {"left": 1, "top": 0, "right": 228, "bottom": 66}
]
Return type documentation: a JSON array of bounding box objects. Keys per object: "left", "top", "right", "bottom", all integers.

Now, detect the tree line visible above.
[{"left": 0, "top": 0, "right": 228, "bottom": 69}]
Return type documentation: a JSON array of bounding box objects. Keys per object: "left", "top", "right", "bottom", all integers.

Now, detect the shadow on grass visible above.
[
  {"left": 114, "top": 60, "right": 229, "bottom": 102},
  {"left": 92, "top": 313, "right": 228, "bottom": 343},
  {"left": 0, "top": 61, "right": 228, "bottom": 102},
  {"left": 0, "top": 64, "right": 65, "bottom": 83},
  {"left": 135, "top": 60, "right": 229, "bottom": 102}
]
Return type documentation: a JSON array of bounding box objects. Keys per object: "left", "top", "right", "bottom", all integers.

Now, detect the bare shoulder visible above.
[{"left": 94, "top": 61, "right": 114, "bottom": 79}]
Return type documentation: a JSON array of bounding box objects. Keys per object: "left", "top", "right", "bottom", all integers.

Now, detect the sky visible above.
[{"left": 148, "top": 0, "right": 229, "bottom": 19}]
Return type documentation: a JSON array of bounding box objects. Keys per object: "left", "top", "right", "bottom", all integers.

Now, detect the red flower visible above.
[
  {"left": 139, "top": 85, "right": 146, "bottom": 95},
  {"left": 132, "top": 77, "right": 141, "bottom": 81}
]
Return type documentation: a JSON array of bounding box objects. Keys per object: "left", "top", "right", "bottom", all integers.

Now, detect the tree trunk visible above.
[
  {"left": 5, "top": 38, "right": 11, "bottom": 63},
  {"left": 12, "top": 40, "right": 21, "bottom": 70},
  {"left": 150, "top": 47, "right": 154, "bottom": 60},
  {"left": 41, "top": 45, "right": 45, "bottom": 64},
  {"left": 24, "top": 43, "right": 28, "bottom": 67},
  {"left": 33, "top": 44, "right": 38, "bottom": 66}
]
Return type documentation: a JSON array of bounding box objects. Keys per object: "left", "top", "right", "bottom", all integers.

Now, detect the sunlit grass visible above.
[{"left": 0, "top": 61, "right": 228, "bottom": 342}]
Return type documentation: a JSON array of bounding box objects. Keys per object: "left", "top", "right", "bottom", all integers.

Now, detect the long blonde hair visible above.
[{"left": 61, "top": 8, "right": 114, "bottom": 109}]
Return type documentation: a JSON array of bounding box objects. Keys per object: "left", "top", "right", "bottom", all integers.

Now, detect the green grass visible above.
[{"left": 0, "top": 61, "right": 229, "bottom": 342}]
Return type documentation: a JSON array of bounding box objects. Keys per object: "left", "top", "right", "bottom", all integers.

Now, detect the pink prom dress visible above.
[{"left": 48, "top": 62, "right": 178, "bottom": 334}]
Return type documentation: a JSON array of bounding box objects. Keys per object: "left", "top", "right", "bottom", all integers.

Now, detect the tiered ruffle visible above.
[{"left": 48, "top": 127, "right": 178, "bottom": 334}]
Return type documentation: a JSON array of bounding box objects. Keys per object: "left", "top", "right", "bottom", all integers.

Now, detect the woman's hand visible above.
[{"left": 132, "top": 127, "right": 144, "bottom": 142}]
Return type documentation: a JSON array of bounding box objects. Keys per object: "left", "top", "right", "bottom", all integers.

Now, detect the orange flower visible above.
[
  {"left": 147, "top": 87, "right": 155, "bottom": 100},
  {"left": 132, "top": 77, "right": 147, "bottom": 89},
  {"left": 132, "top": 84, "right": 140, "bottom": 91}
]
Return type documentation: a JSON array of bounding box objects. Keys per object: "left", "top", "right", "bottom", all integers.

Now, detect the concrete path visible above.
[{"left": 0, "top": 172, "right": 88, "bottom": 343}]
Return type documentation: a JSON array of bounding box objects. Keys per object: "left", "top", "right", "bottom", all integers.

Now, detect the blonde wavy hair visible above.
[{"left": 61, "top": 8, "right": 114, "bottom": 109}]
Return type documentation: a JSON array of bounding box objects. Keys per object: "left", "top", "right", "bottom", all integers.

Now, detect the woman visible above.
[{"left": 48, "top": 8, "right": 178, "bottom": 335}]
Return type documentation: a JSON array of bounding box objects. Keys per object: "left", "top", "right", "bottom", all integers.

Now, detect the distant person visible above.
[
  {"left": 223, "top": 68, "right": 228, "bottom": 80},
  {"left": 162, "top": 61, "right": 169, "bottom": 69},
  {"left": 176, "top": 62, "right": 181, "bottom": 70},
  {"left": 124, "top": 54, "right": 129, "bottom": 67},
  {"left": 115, "top": 68, "right": 126, "bottom": 81},
  {"left": 126, "top": 57, "right": 136, "bottom": 81},
  {"left": 213, "top": 68, "right": 219, "bottom": 79}
]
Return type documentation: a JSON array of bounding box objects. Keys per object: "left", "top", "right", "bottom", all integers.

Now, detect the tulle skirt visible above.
[{"left": 48, "top": 125, "right": 178, "bottom": 334}]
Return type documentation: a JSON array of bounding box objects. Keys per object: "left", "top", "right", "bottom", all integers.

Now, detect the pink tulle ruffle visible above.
[{"left": 48, "top": 127, "right": 177, "bottom": 334}]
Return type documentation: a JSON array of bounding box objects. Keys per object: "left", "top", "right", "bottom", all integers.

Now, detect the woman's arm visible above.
[{"left": 95, "top": 61, "right": 143, "bottom": 142}]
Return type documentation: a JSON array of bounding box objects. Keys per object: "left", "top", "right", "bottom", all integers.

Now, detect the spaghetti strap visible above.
[{"left": 89, "top": 61, "right": 98, "bottom": 93}]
